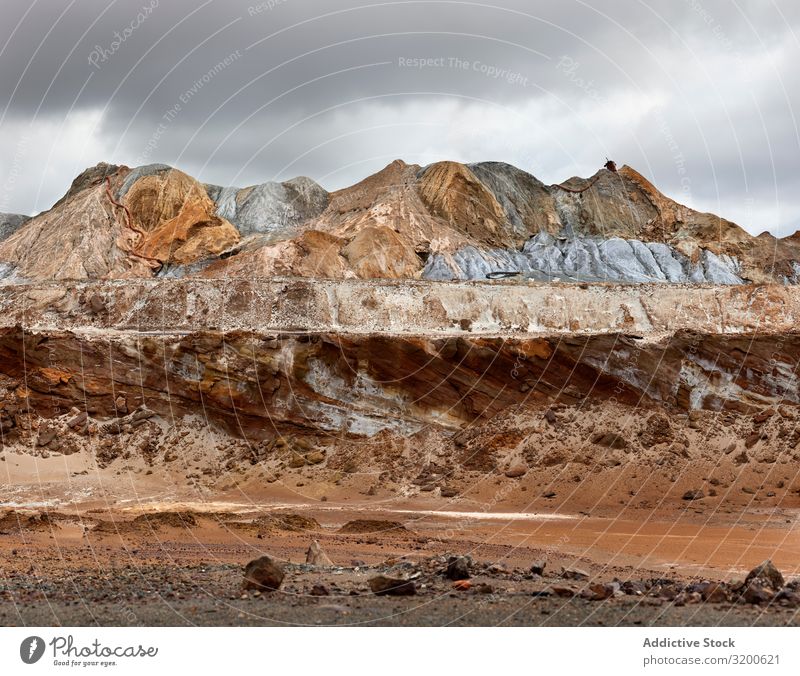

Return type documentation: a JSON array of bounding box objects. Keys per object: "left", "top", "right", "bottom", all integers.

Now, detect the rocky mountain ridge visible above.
[{"left": 1, "top": 159, "right": 798, "bottom": 284}]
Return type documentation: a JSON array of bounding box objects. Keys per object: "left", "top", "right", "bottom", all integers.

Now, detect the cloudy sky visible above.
[{"left": 1, "top": 0, "right": 799, "bottom": 235}]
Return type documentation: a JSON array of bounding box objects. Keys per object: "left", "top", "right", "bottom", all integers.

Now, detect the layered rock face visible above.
[{"left": 0, "top": 279, "right": 798, "bottom": 495}]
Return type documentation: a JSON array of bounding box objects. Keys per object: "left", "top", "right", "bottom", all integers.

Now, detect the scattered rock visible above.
[
  {"left": 584, "top": 582, "right": 619, "bottom": 600},
  {"left": 741, "top": 583, "right": 773, "bottom": 604},
  {"left": 504, "top": 464, "right": 527, "bottom": 478},
  {"left": 562, "top": 567, "right": 590, "bottom": 581},
  {"left": 682, "top": 489, "right": 704, "bottom": 500},
  {"left": 306, "top": 450, "right": 326, "bottom": 465},
  {"left": 445, "top": 556, "right": 471, "bottom": 581},
  {"left": 695, "top": 581, "right": 729, "bottom": 603},
  {"left": 745, "top": 559, "right": 784, "bottom": 591},
  {"left": 305, "top": 540, "right": 333, "bottom": 567},
  {"left": 744, "top": 434, "right": 761, "bottom": 449},
  {"left": 242, "top": 556, "right": 285, "bottom": 593},
  {"left": 368, "top": 575, "right": 416, "bottom": 596},
  {"left": 309, "top": 584, "right": 330, "bottom": 596},
  {"left": 530, "top": 560, "right": 546, "bottom": 576}
]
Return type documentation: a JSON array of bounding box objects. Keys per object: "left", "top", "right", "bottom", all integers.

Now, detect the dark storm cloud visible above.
[{"left": 1, "top": 0, "right": 799, "bottom": 235}]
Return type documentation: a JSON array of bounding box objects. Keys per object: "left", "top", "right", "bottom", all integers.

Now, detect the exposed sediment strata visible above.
[
  {"left": 2, "top": 278, "right": 798, "bottom": 336},
  {"left": 0, "top": 280, "right": 798, "bottom": 442}
]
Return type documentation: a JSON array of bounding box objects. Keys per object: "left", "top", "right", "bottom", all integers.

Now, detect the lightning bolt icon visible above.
[{"left": 28, "top": 638, "right": 38, "bottom": 660}]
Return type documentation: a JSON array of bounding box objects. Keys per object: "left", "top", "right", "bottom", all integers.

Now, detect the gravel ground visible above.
[
  {"left": 3, "top": 594, "right": 798, "bottom": 627},
  {"left": 2, "top": 510, "right": 798, "bottom": 627}
]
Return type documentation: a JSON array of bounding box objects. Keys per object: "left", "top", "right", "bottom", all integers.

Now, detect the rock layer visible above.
[{"left": 0, "top": 279, "right": 798, "bottom": 440}]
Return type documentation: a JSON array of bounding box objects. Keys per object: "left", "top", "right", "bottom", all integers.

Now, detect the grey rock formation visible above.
[
  {"left": 423, "top": 232, "right": 744, "bottom": 284},
  {"left": 0, "top": 213, "right": 30, "bottom": 242},
  {"left": 206, "top": 176, "right": 328, "bottom": 239},
  {"left": 468, "top": 161, "right": 561, "bottom": 238}
]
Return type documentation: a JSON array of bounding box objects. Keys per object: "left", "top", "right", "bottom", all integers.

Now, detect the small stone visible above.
[
  {"left": 288, "top": 453, "right": 306, "bottom": 468},
  {"left": 306, "top": 540, "right": 333, "bottom": 567},
  {"left": 445, "top": 556, "right": 471, "bottom": 581},
  {"left": 744, "top": 434, "right": 760, "bottom": 449},
  {"left": 741, "top": 583, "right": 773, "bottom": 604},
  {"left": 306, "top": 451, "right": 326, "bottom": 465},
  {"left": 504, "top": 464, "right": 527, "bottom": 478},
  {"left": 368, "top": 575, "right": 416, "bottom": 596},
  {"left": 682, "top": 489, "right": 704, "bottom": 500},
  {"left": 585, "top": 582, "right": 619, "bottom": 600},
  {"left": 562, "top": 567, "right": 590, "bottom": 581},
  {"left": 530, "top": 560, "right": 546, "bottom": 576},
  {"left": 452, "top": 580, "right": 471, "bottom": 591},
  {"left": 697, "top": 581, "right": 729, "bottom": 603},
  {"left": 242, "top": 555, "right": 285, "bottom": 593},
  {"left": 309, "top": 584, "right": 330, "bottom": 596},
  {"left": 776, "top": 589, "right": 800, "bottom": 607}
]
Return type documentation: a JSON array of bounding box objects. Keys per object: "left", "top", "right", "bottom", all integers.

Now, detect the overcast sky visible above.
[{"left": 1, "top": 0, "right": 799, "bottom": 235}]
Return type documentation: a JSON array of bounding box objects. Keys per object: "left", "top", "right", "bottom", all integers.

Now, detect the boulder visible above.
[
  {"left": 368, "top": 575, "right": 416, "bottom": 596},
  {"left": 745, "top": 559, "right": 785, "bottom": 591},
  {"left": 305, "top": 540, "right": 333, "bottom": 567},
  {"left": 445, "top": 556, "right": 471, "bottom": 581},
  {"left": 242, "top": 555, "right": 285, "bottom": 592}
]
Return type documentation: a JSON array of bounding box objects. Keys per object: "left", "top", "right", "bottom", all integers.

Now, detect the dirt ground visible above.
[{"left": 1, "top": 489, "right": 798, "bottom": 626}]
